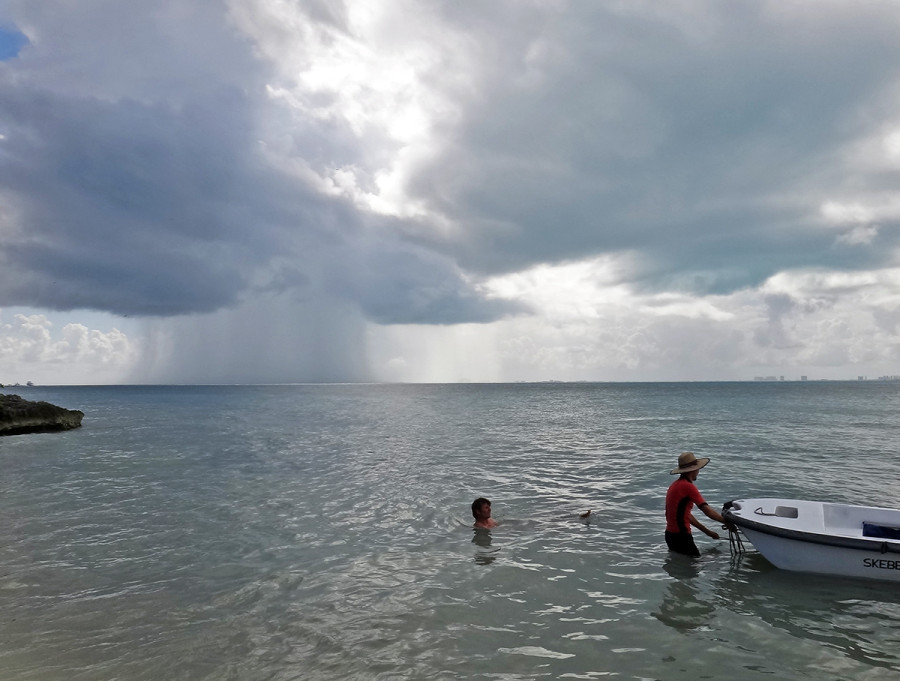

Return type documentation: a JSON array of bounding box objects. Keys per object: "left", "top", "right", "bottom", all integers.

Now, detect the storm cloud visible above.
[{"left": 3, "top": 0, "right": 900, "bottom": 383}]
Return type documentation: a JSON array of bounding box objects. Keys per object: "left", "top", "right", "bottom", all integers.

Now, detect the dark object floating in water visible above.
[{"left": 0, "top": 394, "right": 84, "bottom": 435}]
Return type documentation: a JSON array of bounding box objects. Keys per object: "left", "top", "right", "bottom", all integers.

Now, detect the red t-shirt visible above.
[{"left": 665, "top": 477, "right": 707, "bottom": 534}]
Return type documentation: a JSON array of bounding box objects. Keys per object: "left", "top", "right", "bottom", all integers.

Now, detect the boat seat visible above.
[{"left": 862, "top": 522, "right": 900, "bottom": 540}]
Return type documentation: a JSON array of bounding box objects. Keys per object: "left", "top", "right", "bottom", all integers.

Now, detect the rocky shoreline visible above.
[{"left": 0, "top": 394, "right": 84, "bottom": 436}]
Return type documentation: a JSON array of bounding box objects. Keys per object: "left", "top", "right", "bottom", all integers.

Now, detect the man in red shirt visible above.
[{"left": 665, "top": 452, "right": 730, "bottom": 556}]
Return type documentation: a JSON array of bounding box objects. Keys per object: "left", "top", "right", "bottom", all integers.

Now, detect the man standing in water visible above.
[{"left": 665, "top": 452, "right": 730, "bottom": 556}]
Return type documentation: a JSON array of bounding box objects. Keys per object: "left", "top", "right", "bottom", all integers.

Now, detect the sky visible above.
[{"left": 2, "top": 0, "right": 900, "bottom": 384}]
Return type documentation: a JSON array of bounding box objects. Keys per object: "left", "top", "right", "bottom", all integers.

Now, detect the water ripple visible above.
[{"left": 2, "top": 383, "right": 900, "bottom": 679}]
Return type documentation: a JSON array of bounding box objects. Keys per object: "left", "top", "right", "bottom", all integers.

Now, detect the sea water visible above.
[{"left": 1, "top": 382, "right": 899, "bottom": 680}]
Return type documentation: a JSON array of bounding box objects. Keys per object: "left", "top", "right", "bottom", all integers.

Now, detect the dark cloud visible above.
[
  {"left": 0, "top": 85, "right": 281, "bottom": 314},
  {"left": 3, "top": 0, "right": 900, "bottom": 357},
  {"left": 0, "top": 0, "right": 513, "bottom": 326},
  {"left": 408, "top": 1, "right": 900, "bottom": 293},
  {"left": 327, "top": 232, "right": 529, "bottom": 324}
]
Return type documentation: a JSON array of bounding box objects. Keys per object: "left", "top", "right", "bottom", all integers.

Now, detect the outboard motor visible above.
[{"left": 721, "top": 500, "right": 744, "bottom": 555}]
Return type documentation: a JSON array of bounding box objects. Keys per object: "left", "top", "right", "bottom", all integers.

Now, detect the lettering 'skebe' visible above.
[{"left": 863, "top": 558, "right": 900, "bottom": 571}]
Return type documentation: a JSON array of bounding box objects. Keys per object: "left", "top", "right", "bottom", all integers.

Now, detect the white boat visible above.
[{"left": 724, "top": 498, "right": 900, "bottom": 582}]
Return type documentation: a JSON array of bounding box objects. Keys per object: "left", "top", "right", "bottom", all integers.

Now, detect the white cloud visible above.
[
  {"left": 821, "top": 201, "right": 874, "bottom": 225},
  {"left": 886, "top": 129, "right": 900, "bottom": 164},
  {"left": 368, "top": 262, "right": 900, "bottom": 381},
  {"left": 0, "top": 311, "right": 139, "bottom": 384},
  {"left": 483, "top": 256, "right": 734, "bottom": 323},
  {"left": 835, "top": 225, "right": 879, "bottom": 246},
  {"left": 231, "top": 0, "right": 458, "bottom": 220}
]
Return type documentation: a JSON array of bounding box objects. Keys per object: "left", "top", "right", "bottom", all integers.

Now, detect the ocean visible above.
[{"left": 1, "top": 382, "right": 899, "bottom": 680}]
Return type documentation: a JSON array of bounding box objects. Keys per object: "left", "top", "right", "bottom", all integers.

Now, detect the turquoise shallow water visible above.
[{"left": 1, "top": 382, "right": 899, "bottom": 680}]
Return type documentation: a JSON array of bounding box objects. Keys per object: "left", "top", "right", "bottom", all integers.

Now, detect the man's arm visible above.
[
  {"left": 691, "top": 505, "right": 721, "bottom": 540},
  {"left": 699, "top": 502, "right": 726, "bottom": 525}
]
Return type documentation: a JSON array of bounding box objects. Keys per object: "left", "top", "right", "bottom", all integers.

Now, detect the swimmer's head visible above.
[{"left": 471, "top": 497, "right": 491, "bottom": 520}]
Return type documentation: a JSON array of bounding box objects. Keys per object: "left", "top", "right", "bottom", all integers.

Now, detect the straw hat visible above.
[{"left": 670, "top": 451, "right": 710, "bottom": 475}]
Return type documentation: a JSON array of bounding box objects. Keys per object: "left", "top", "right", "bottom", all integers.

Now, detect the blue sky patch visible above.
[{"left": 0, "top": 25, "right": 28, "bottom": 60}]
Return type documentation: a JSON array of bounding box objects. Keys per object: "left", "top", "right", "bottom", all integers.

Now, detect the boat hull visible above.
[{"left": 725, "top": 498, "right": 900, "bottom": 582}]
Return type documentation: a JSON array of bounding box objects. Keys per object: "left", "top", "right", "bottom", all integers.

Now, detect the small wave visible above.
[{"left": 499, "top": 646, "right": 576, "bottom": 659}]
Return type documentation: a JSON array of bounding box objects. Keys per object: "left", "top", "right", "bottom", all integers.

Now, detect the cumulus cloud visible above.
[{"left": 0, "top": 311, "right": 138, "bottom": 384}]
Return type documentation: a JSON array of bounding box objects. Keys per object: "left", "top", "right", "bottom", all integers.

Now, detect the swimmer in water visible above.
[
  {"left": 471, "top": 497, "right": 591, "bottom": 528},
  {"left": 472, "top": 497, "right": 498, "bottom": 528}
]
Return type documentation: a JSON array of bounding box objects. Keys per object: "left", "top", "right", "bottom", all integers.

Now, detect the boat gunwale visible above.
[{"left": 726, "top": 511, "right": 900, "bottom": 555}]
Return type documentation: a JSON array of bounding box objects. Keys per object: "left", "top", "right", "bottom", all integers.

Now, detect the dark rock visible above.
[{"left": 0, "top": 394, "right": 84, "bottom": 436}]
